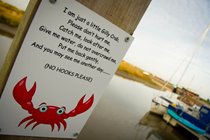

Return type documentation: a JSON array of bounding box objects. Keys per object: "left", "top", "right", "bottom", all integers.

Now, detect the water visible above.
[{"left": 77, "top": 76, "right": 193, "bottom": 140}]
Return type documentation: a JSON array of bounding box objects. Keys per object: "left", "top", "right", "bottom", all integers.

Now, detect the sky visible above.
[{"left": 124, "top": 0, "right": 210, "bottom": 99}]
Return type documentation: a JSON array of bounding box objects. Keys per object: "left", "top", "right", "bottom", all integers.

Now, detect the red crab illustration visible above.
[{"left": 13, "top": 77, "right": 94, "bottom": 131}]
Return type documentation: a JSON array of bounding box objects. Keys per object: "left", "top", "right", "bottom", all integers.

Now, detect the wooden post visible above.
[
  {"left": 0, "top": 0, "right": 40, "bottom": 94},
  {"left": 0, "top": 0, "right": 151, "bottom": 139}
]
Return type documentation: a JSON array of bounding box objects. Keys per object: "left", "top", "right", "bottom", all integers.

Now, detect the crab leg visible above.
[
  {"left": 68, "top": 94, "right": 94, "bottom": 117},
  {"left": 61, "top": 120, "right": 67, "bottom": 131},
  {"left": 31, "top": 122, "right": 40, "bottom": 130},
  {"left": 50, "top": 124, "right": 55, "bottom": 131},
  {"left": 25, "top": 119, "right": 36, "bottom": 128},
  {"left": 13, "top": 77, "right": 36, "bottom": 113},
  {"left": 18, "top": 116, "right": 33, "bottom": 127},
  {"left": 56, "top": 122, "right": 61, "bottom": 131}
]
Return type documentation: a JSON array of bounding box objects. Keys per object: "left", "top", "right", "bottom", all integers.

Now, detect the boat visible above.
[
  {"left": 150, "top": 90, "right": 189, "bottom": 115},
  {"left": 166, "top": 104, "right": 210, "bottom": 135},
  {"left": 150, "top": 92, "right": 176, "bottom": 115}
]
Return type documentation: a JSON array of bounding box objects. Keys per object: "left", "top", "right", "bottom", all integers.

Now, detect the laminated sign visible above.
[{"left": 0, "top": 0, "right": 133, "bottom": 138}]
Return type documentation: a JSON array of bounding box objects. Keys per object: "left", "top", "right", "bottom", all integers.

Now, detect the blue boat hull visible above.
[{"left": 167, "top": 109, "right": 206, "bottom": 135}]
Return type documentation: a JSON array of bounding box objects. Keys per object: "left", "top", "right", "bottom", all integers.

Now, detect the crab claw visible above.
[
  {"left": 13, "top": 77, "right": 36, "bottom": 112},
  {"left": 68, "top": 94, "right": 94, "bottom": 117}
]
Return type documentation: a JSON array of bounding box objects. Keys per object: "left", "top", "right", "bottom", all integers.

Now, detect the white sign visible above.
[{"left": 0, "top": 0, "right": 133, "bottom": 138}]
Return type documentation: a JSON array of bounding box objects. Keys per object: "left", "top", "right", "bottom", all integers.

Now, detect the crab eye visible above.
[
  {"left": 39, "top": 105, "right": 48, "bottom": 112},
  {"left": 57, "top": 107, "right": 65, "bottom": 115}
]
